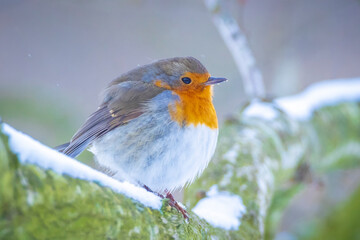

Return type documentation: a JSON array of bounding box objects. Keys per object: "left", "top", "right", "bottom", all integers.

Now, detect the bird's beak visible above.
[{"left": 204, "top": 76, "right": 227, "bottom": 86}]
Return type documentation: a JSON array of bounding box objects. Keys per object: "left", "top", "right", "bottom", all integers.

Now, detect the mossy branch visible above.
[
  {"left": 1, "top": 100, "right": 359, "bottom": 239},
  {"left": 185, "top": 101, "right": 360, "bottom": 239}
]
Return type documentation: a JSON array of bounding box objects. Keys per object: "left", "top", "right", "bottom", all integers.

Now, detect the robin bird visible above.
[{"left": 56, "top": 56, "right": 227, "bottom": 218}]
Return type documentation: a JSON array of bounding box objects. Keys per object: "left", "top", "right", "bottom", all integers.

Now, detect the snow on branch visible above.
[
  {"left": 2, "top": 124, "right": 162, "bottom": 209},
  {"left": 243, "top": 78, "right": 360, "bottom": 121},
  {"left": 275, "top": 78, "right": 360, "bottom": 120}
]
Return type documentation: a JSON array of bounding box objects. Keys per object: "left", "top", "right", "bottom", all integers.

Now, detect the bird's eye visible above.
[{"left": 181, "top": 77, "right": 192, "bottom": 84}]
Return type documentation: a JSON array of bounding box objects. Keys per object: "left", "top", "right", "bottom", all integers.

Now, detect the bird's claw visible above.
[
  {"left": 143, "top": 185, "right": 188, "bottom": 219},
  {"left": 166, "top": 192, "right": 189, "bottom": 219}
]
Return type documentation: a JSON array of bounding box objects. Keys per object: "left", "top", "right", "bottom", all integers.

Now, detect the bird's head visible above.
[
  {"left": 148, "top": 57, "right": 227, "bottom": 94},
  {"left": 108, "top": 57, "right": 226, "bottom": 129}
]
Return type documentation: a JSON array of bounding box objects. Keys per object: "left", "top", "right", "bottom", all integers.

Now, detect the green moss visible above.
[
  {"left": 304, "top": 185, "right": 360, "bottom": 240},
  {"left": 1, "top": 101, "right": 360, "bottom": 239},
  {"left": 0, "top": 124, "right": 230, "bottom": 239},
  {"left": 310, "top": 102, "right": 360, "bottom": 172},
  {"left": 185, "top": 102, "right": 360, "bottom": 240}
]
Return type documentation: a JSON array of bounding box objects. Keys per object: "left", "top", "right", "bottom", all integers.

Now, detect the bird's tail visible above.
[{"left": 54, "top": 142, "right": 70, "bottom": 153}]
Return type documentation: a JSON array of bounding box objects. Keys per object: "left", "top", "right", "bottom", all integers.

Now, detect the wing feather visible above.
[{"left": 59, "top": 81, "right": 163, "bottom": 157}]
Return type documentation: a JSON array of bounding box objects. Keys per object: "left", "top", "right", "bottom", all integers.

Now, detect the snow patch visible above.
[
  {"left": 193, "top": 185, "right": 246, "bottom": 230},
  {"left": 243, "top": 100, "right": 279, "bottom": 120},
  {"left": 281, "top": 144, "right": 305, "bottom": 169},
  {"left": 219, "top": 166, "right": 233, "bottom": 186},
  {"left": 256, "top": 156, "right": 277, "bottom": 234},
  {"left": 275, "top": 78, "right": 360, "bottom": 120},
  {"left": 2, "top": 123, "right": 162, "bottom": 209},
  {"left": 223, "top": 143, "right": 240, "bottom": 164}
]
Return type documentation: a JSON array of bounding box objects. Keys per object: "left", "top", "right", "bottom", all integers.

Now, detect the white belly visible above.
[{"left": 89, "top": 112, "right": 218, "bottom": 192}]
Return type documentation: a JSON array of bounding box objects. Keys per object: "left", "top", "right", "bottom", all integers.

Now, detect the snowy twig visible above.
[{"left": 204, "top": 0, "right": 265, "bottom": 98}]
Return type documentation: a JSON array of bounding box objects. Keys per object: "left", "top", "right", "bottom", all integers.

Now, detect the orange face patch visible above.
[
  {"left": 165, "top": 72, "right": 218, "bottom": 129},
  {"left": 179, "top": 72, "right": 211, "bottom": 88}
]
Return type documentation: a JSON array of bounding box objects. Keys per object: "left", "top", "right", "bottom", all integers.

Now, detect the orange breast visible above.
[{"left": 168, "top": 86, "right": 218, "bottom": 129}]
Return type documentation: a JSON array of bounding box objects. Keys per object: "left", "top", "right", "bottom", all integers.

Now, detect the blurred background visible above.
[{"left": 1, "top": 0, "right": 360, "bottom": 239}]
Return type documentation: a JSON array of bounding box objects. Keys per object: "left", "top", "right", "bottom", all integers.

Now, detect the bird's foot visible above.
[
  {"left": 165, "top": 192, "right": 189, "bottom": 219},
  {"left": 142, "top": 185, "right": 188, "bottom": 219}
]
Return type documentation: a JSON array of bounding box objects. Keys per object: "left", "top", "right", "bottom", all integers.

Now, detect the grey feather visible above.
[
  {"left": 54, "top": 142, "right": 70, "bottom": 152},
  {"left": 59, "top": 81, "right": 164, "bottom": 158}
]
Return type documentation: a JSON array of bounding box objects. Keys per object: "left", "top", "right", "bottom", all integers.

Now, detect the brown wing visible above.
[{"left": 60, "top": 81, "right": 163, "bottom": 158}]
